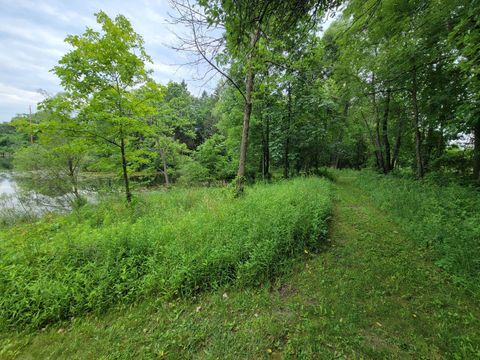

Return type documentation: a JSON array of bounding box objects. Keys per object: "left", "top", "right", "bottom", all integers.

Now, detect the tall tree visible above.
[
  {"left": 53, "top": 11, "right": 155, "bottom": 202},
  {"left": 171, "top": 0, "right": 339, "bottom": 191}
]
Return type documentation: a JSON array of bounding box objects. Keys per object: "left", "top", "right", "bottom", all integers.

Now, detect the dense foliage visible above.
[
  {"left": 5, "top": 1, "right": 479, "bottom": 193},
  {"left": 0, "top": 123, "right": 28, "bottom": 169},
  {"left": 0, "top": 178, "right": 331, "bottom": 329}
]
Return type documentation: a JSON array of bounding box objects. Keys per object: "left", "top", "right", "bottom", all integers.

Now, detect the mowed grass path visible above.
[{"left": 1, "top": 174, "right": 479, "bottom": 359}]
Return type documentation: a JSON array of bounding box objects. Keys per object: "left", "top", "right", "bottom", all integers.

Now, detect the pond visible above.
[
  {"left": 0, "top": 172, "right": 70, "bottom": 221},
  {"left": 0, "top": 172, "right": 16, "bottom": 195},
  {"left": 0, "top": 172, "right": 102, "bottom": 223}
]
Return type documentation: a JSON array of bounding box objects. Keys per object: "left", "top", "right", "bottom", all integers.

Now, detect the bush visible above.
[
  {"left": 0, "top": 178, "right": 332, "bottom": 329},
  {"left": 177, "top": 160, "right": 213, "bottom": 186},
  {"left": 429, "top": 147, "right": 472, "bottom": 176},
  {"left": 354, "top": 171, "right": 480, "bottom": 290}
]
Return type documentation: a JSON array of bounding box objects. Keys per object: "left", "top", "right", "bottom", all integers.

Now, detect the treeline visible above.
[
  {"left": 5, "top": 0, "right": 479, "bottom": 202},
  {"left": 0, "top": 123, "right": 27, "bottom": 169},
  {"left": 327, "top": 0, "right": 480, "bottom": 180},
  {"left": 207, "top": 0, "right": 479, "bottom": 182}
]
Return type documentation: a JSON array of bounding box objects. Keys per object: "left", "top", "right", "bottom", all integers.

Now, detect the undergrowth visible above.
[
  {"left": 0, "top": 178, "right": 331, "bottom": 330},
  {"left": 353, "top": 170, "right": 480, "bottom": 292}
]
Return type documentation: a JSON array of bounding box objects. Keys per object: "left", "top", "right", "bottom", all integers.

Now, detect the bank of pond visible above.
[{"left": 0, "top": 177, "right": 332, "bottom": 330}]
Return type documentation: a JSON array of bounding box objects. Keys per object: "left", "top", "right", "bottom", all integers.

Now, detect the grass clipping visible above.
[{"left": 0, "top": 177, "right": 332, "bottom": 329}]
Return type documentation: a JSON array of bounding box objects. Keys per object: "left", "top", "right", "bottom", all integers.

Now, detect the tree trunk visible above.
[
  {"left": 424, "top": 125, "right": 436, "bottom": 171},
  {"left": 68, "top": 158, "right": 80, "bottom": 200},
  {"left": 361, "top": 111, "right": 382, "bottom": 167},
  {"left": 283, "top": 137, "right": 290, "bottom": 178},
  {"left": 437, "top": 120, "right": 445, "bottom": 159},
  {"left": 473, "top": 119, "right": 480, "bottom": 181},
  {"left": 332, "top": 101, "right": 349, "bottom": 169},
  {"left": 374, "top": 118, "right": 385, "bottom": 170},
  {"left": 236, "top": 29, "right": 261, "bottom": 190},
  {"left": 372, "top": 73, "right": 385, "bottom": 171},
  {"left": 391, "top": 112, "right": 404, "bottom": 169},
  {"left": 120, "top": 137, "right": 131, "bottom": 203},
  {"left": 412, "top": 66, "right": 424, "bottom": 179},
  {"left": 237, "top": 68, "right": 254, "bottom": 182},
  {"left": 261, "top": 115, "right": 270, "bottom": 180},
  {"left": 159, "top": 148, "right": 170, "bottom": 187},
  {"left": 283, "top": 83, "right": 292, "bottom": 179},
  {"left": 382, "top": 88, "right": 392, "bottom": 173}
]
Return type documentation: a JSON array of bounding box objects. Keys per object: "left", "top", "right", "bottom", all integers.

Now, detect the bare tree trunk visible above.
[
  {"left": 391, "top": 112, "right": 404, "bottom": 169},
  {"left": 361, "top": 111, "right": 382, "bottom": 167},
  {"left": 283, "top": 82, "right": 294, "bottom": 178},
  {"left": 382, "top": 88, "right": 392, "bottom": 173},
  {"left": 374, "top": 117, "right": 385, "bottom": 171},
  {"left": 412, "top": 65, "right": 424, "bottom": 179},
  {"left": 120, "top": 136, "right": 131, "bottom": 203},
  {"left": 424, "top": 125, "right": 436, "bottom": 171},
  {"left": 237, "top": 67, "right": 254, "bottom": 182},
  {"left": 236, "top": 30, "right": 261, "bottom": 188},
  {"left": 437, "top": 120, "right": 445, "bottom": 159},
  {"left": 283, "top": 137, "right": 290, "bottom": 178},
  {"left": 473, "top": 119, "right": 480, "bottom": 181},
  {"left": 336, "top": 101, "right": 350, "bottom": 169},
  {"left": 261, "top": 115, "right": 270, "bottom": 180},
  {"left": 372, "top": 73, "right": 385, "bottom": 171},
  {"left": 159, "top": 148, "right": 170, "bottom": 187},
  {"left": 68, "top": 158, "right": 80, "bottom": 200}
]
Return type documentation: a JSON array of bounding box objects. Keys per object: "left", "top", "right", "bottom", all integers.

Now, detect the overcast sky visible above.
[
  {"left": 0, "top": 0, "right": 213, "bottom": 122},
  {"left": 0, "top": 1, "right": 337, "bottom": 123}
]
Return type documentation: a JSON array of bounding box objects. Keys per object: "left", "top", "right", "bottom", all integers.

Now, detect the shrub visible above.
[
  {"left": 0, "top": 178, "right": 331, "bottom": 329},
  {"left": 176, "top": 160, "right": 213, "bottom": 186}
]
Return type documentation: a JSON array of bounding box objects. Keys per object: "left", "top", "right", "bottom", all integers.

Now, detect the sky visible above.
[
  {"left": 0, "top": 1, "right": 337, "bottom": 123},
  {"left": 0, "top": 0, "right": 209, "bottom": 123}
]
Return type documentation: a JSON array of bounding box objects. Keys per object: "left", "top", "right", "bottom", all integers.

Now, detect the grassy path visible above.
[
  {"left": 282, "top": 174, "right": 480, "bottom": 358},
  {"left": 1, "top": 174, "right": 479, "bottom": 359}
]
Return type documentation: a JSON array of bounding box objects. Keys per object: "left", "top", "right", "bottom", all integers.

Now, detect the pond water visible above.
[
  {"left": 0, "top": 172, "right": 96, "bottom": 222},
  {"left": 0, "top": 172, "right": 16, "bottom": 195}
]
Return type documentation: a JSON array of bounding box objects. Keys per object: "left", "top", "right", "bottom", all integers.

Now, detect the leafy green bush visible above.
[
  {"left": 429, "top": 147, "right": 472, "bottom": 176},
  {"left": 0, "top": 178, "right": 331, "bottom": 329},
  {"left": 354, "top": 171, "right": 480, "bottom": 290},
  {"left": 176, "top": 159, "right": 213, "bottom": 186}
]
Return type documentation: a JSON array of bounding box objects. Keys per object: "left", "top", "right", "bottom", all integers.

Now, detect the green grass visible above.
[
  {"left": 0, "top": 178, "right": 332, "bottom": 330},
  {"left": 353, "top": 170, "right": 480, "bottom": 291},
  {"left": 1, "top": 172, "right": 479, "bottom": 359}
]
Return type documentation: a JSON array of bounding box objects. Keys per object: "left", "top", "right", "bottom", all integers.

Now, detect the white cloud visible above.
[
  {"left": 0, "top": 83, "right": 44, "bottom": 106},
  {"left": 0, "top": 0, "right": 218, "bottom": 122}
]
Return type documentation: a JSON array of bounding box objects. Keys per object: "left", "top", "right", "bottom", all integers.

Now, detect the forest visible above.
[{"left": 0, "top": 0, "right": 479, "bottom": 358}]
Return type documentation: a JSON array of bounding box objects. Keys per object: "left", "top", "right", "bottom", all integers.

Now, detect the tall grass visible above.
[
  {"left": 0, "top": 178, "right": 331, "bottom": 330},
  {"left": 354, "top": 170, "right": 480, "bottom": 291}
]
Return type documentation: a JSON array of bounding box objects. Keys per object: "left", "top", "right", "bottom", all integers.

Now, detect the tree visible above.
[
  {"left": 171, "top": 0, "right": 340, "bottom": 192},
  {"left": 53, "top": 11, "right": 154, "bottom": 202},
  {"left": 449, "top": 0, "right": 480, "bottom": 181},
  {"left": 0, "top": 122, "right": 28, "bottom": 169},
  {"left": 145, "top": 81, "right": 195, "bottom": 186},
  {"left": 324, "top": 0, "right": 470, "bottom": 179},
  {"left": 12, "top": 95, "right": 90, "bottom": 203}
]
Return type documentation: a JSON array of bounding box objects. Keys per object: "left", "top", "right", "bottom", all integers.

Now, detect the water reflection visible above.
[
  {"left": 0, "top": 172, "right": 151, "bottom": 224},
  {"left": 0, "top": 172, "right": 104, "bottom": 223},
  {"left": 0, "top": 172, "right": 71, "bottom": 221},
  {"left": 0, "top": 172, "right": 16, "bottom": 195}
]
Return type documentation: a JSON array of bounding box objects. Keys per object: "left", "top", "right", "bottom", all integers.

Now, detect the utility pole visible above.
[{"left": 29, "top": 105, "right": 34, "bottom": 144}]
